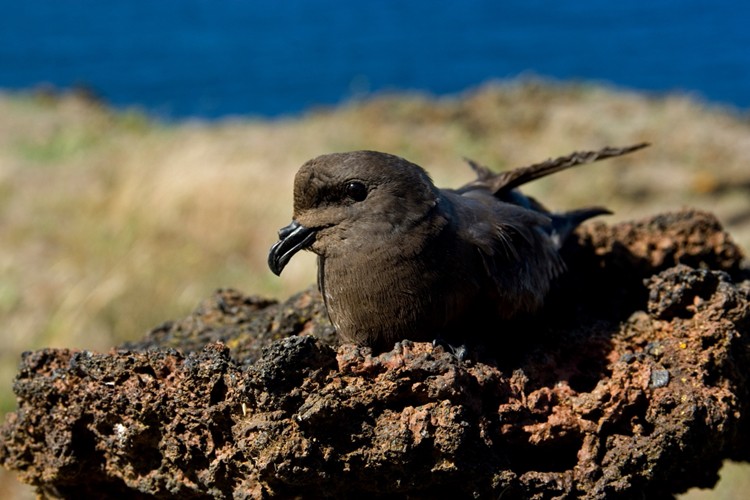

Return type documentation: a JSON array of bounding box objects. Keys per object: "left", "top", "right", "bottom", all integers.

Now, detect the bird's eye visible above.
[{"left": 345, "top": 181, "right": 368, "bottom": 202}]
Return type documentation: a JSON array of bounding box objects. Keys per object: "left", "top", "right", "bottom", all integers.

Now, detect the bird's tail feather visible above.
[{"left": 550, "top": 206, "right": 612, "bottom": 248}]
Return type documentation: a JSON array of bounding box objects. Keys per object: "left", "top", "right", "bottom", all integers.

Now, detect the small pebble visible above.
[{"left": 650, "top": 369, "right": 670, "bottom": 388}]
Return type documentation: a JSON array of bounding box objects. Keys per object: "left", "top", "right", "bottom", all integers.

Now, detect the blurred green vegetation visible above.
[{"left": 0, "top": 80, "right": 748, "bottom": 497}]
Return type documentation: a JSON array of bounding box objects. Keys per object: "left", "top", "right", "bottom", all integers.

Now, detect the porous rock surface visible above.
[{"left": 1, "top": 209, "right": 749, "bottom": 498}]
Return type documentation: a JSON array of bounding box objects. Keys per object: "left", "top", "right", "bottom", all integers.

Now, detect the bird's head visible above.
[{"left": 268, "top": 150, "right": 440, "bottom": 275}]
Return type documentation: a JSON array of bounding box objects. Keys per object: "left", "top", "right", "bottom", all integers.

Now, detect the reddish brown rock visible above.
[{"left": 1, "top": 209, "right": 748, "bottom": 498}]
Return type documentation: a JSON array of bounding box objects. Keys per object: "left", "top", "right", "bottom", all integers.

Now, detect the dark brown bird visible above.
[{"left": 268, "top": 144, "right": 648, "bottom": 352}]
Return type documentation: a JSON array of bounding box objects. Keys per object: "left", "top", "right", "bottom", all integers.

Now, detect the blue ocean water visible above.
[{"left": 0, "top": 0, "right": 747, "bottom": 119}]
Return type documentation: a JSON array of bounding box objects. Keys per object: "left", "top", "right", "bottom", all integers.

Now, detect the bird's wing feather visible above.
[
  {"left": 441, "top": 188, "right": 568, "bottom": 317},
  {"left": 445, "top": 190, "right": 565, "bottom": 282},
  {"left": 459, "top": 143, "right": 649, "bottom": 197}
]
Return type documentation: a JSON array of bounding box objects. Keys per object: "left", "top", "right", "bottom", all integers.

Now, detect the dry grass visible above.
[{"left": 1, "top": 80, "right": 749, "bottom": 497}]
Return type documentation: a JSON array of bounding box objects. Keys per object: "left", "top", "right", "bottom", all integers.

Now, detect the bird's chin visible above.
[{"left": 268, "top": 220, "right": 317, "bottom": 275}]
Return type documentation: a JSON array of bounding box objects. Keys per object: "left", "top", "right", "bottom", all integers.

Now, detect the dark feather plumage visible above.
[{"left": 269, "top": 144, "right": 648, "bottom": 352}]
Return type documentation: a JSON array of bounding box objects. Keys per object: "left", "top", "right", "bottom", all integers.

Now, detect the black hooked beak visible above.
[{"left": 268, "top": 220, "right": 317, "bottom": 276}]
